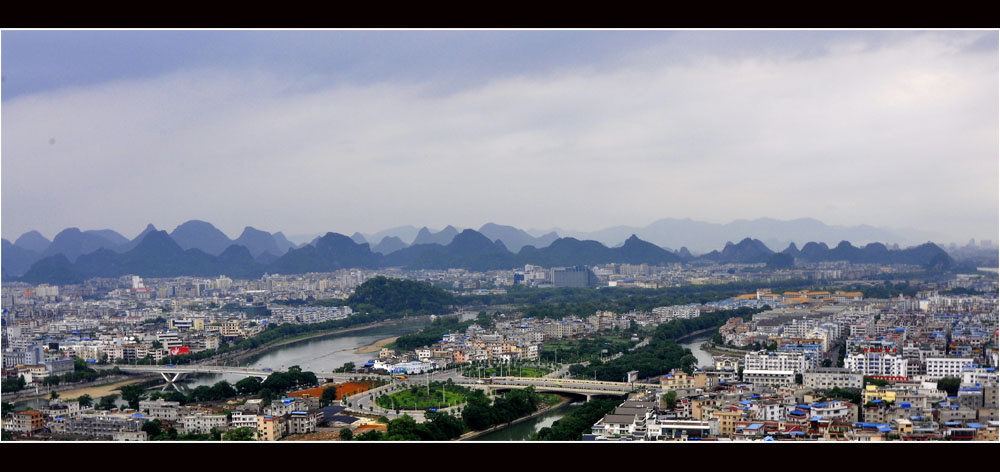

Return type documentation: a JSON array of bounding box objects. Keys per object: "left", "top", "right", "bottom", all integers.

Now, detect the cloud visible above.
[{"left": 2, "top": 31, "right": 997, "bottom": 243}]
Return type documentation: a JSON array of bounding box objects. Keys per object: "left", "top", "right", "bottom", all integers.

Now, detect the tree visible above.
[
  {"left": 355, "top": 430, "right": 384, "bottom": 441},
  {"left": 663, "top": 391, "right": 678, "bottom": 410},
  {"left": 795, "top": 373, "right": 803, "bottom": 385},
  {"left": 937, "top": 376, "right": 962, "bottom": 397},
  {"left": 50, "top": 391, "right": 60, "bottom": 401},
  {"left": 142, "top": 419, "right": 163, "bottom": 438},
  {"left": 235, "top": 376, "right": 262, "bottom": 396},
  {"left": 2, "top": 402, "right": 13, "bottom": 417},
  {"left": 320, "top": 386, "right": 338, "bottom": 407},
  {"left": 222, "top": 427, "right": 255, "bottom": 441},
  {"left": 98, "top": 395, "right": 118, "bottom": 410},
  {"left": 339, "top": 428, "right": 353, "bottom": 440},
  {"left": 75, "top": 394, "right": 93, "bottom": 408},
  {"left": 822, "top": 359, "right": 832, "bottom": 368},
  {"left": 119, "top": 384, "right": 146, "bottom": 410}
]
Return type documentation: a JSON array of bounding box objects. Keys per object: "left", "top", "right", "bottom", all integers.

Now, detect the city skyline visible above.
[{"left": 2, "top": 30, "right": 997, "bottom": 243}]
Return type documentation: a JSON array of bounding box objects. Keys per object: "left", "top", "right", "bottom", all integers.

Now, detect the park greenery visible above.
[
  {"left": 356, "top": 387, "right": 558, "bottom": 440},
  {"left": 461, "top": 387, "right": 541, "bottom": 431},
  {"left": 570, "top": 306, "right": 762, "bottom": 382},
  {"left": 461, "top": 363, "right": 551, "bottom": 378},
  {"left": 375, "top": 381, "right": 470, "bottom": 410}
]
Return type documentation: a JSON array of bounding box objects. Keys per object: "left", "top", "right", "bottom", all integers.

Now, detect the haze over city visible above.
[{"left": 2, "top": 30, "right": 997, "bottom": 244}]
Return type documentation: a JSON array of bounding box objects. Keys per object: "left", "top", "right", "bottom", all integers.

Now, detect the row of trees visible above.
[
  {"left": 353, "top": 412, "right": 466, "bottom": 441},
  {"left": 533, "top": 396, "right": 623, "bottom": 440},
  {"left": 353, "top": 387, "right": 551, "bottom": 440},
  {"left": 461, "top": 388, "right": 539, "bottom": 431}
]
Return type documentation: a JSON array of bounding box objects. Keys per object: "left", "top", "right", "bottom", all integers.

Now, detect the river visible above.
[
  {"left": 470, "top": 400, "right": 583, "bottom": 441},
  {"left": 678, "top": 333, "right": 715, "bottom": 369},
  {"left": 182, "top": 317, "right": 432, "bottom": 388}
]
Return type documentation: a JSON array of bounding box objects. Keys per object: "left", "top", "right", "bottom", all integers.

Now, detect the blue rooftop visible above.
[{"left": 746, "top": 423, "right": 764, "bottom": 430}]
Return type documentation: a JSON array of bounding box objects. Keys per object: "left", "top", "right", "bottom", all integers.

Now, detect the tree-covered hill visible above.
[{"left": 347, "top": 276, "right": 457, "bottom": 316}]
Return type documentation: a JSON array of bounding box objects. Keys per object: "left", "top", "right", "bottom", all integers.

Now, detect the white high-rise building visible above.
[
  {"left": 925, "top": 358, "right": 976, "bottom": 380},
  {"left": 844, "top": 351, "right": 908, "bottom": 377},
  {"left": 744, "top": 351, "right": 809, "bottom": 375}
]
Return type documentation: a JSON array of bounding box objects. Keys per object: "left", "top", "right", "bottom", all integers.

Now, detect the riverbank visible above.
[
  {"left": 456, "top": 395, "right": 571, "bottom": 441},
  {"left": 217, "top": 317, "right": 427, "bottom": 364},
  {"left": 674, "top": 326, "right": 718, "bottom": 342},
  {"left": 5, "top": 374, "right": 158, "bottom": 403},
  {"left": 355, "top": 336, "right": 399, "bottom": 354}
]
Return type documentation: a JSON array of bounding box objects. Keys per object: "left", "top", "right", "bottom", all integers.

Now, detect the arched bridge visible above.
[{"left": 107, "top": 365, "right": 277, "bottom": 383}]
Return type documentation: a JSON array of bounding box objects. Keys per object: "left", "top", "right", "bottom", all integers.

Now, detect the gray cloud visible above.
[{"left": 2, "top": 31, "right": 997, "bottom": 244}]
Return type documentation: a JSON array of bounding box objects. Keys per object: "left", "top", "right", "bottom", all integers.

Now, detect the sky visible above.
[{"left": 2, "top": 30, "right": 998, "bottom": 244}]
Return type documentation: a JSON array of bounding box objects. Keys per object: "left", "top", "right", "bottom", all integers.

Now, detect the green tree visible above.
[
  {"left": 2, "top": 402, "right": 13, "bottom": 417},
  {"left": 663, "top": 391, "right": 678, "bottom": 410},
  {"left": 49, "top": 391, "right": 60, "bottom": 401},
  {"left": 235, "top": 376, "right": 262, "bottom": 396},
  {"left": 142, "top": 419, "right": 163, "bottom": 438},
  {"left": 795, "top": 373, "right": 803, "bottom": 385},
  {"left": 339, "top": 428, "right": 353, "bottom": 440},
  {"left": 320, "top": 386, "right": 338, "bottom": 407},
  {"left": 119, "top": 384, "right": 146, "bottom": 410},
  {"left": 98, "top": 395, "right": 118, "bottom": 410},
  {"left": 355, "top": 429, "right": 384, "bottom": 441},
  {"left": 76, "top": 394, "right": 93, "bottom": 408},
  {"left": 937, "top": 376, "right": 962, "bottom": 397},
  {"left": 222, "top": 427, "right": 255, "bottom": 441}
]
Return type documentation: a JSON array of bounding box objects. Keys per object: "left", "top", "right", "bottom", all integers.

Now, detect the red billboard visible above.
[{"left": 169, "top": 346, "right": 190, "bottom": 356}]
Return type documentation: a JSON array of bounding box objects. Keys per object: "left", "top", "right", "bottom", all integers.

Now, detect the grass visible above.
[
  {"left": 375, "top": 383, "right": 470, "bottom": 410},
  {"left": 539, "top": 393, "right": 564, "bottom": 407},
  {"left": 461, "top": 366, "right": 551, "bottom": 378}
]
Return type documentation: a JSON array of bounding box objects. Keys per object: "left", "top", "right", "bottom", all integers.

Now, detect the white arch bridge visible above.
[{"left": 108, "top": 365, "right": 277, "bottom": 383}]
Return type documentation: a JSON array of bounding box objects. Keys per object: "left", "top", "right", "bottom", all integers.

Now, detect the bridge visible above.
[
  {"left": 454, "top": 376, "right": 660, "bottom": 401},
  {"left": 107, "top": 365, "right": 277, "bottom": 383},
  {"left": 102, "top": 364, "right": 391, "bottom": 384}
]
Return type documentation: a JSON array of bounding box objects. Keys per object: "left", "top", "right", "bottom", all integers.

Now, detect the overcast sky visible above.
[{"left": 2, "top": 30, "right": 997, "bottom": 243}]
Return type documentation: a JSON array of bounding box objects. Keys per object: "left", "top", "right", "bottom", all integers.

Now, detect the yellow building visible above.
[
  {"left": 256, "top": 415, "right": 285, "bottom": 441},
  {"left": 863, "top": 385, "right": 897, "bottom": 404},
  {"left": 710, "top": 409, "right": 742, "bottom": 438}
]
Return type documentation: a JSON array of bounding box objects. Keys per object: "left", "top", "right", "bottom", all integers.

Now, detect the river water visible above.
[
  {"left": 182, "top": 318, "right": 432, "bottom": 388},
  {"left": 470, "top": 400, "right": 583, "bottom": 441},
  {"left": 678, "top": 333, "right": 715, "bottom": 369}
]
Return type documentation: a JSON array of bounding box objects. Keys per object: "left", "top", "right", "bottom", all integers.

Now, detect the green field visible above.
[
  {"left": 462, "top": 365, "right": 551, "bottom": 378},
  {"left": 375, "top": 382, "right": 470, "bottom": 410},
  {"left": 539, "top": 393, "right": 564, "bottom": 406}
]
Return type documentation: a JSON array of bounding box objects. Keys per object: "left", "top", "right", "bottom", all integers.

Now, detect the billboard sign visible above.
[{"left": 169, "top": 346, "right": 190, "bottom": 356}]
